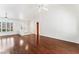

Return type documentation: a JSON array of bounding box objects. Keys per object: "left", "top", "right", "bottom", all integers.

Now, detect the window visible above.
[
  {"left": 0, "top": 22, "right": 1, "bottom": 32},
  {"left": 11, "top": 23, "right": 13, "bottom": 31},
  {"left": 7, "top": 22, "right": 10, "bottom": 31},
  {"left": 0, "top": 18, "right": 14, "bottom": 32},
  {"left": 0, "top": 22, "right": 14, "bottom": 32},
  {"left": 2, "top": 22, "right": 6, "bottom": 32}
]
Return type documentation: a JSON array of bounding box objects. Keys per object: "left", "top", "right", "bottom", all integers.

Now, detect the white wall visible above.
[
  {"left": 39, "top": 5, "right": 79, "bottom": 43},
  {"left": 19, "top": 20, "right": 32, "bottom": 35}
]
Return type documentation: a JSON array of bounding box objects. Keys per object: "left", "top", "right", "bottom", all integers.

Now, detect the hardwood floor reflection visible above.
[{"left": 0, "top": 34, "right": 79, "bottom": 54}]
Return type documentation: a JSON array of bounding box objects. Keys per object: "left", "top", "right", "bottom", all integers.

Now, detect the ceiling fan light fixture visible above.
[{"left": 38, "top": 4, "right": 48, "bottom": 12}]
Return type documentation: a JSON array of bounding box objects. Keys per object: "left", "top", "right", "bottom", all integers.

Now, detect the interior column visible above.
[{"left": 36, "top": 22, "right": 40, "bottom": 47}]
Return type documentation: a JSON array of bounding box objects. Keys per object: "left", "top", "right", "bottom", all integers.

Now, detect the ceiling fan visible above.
[{"left": 37, "top": 4, "right": 48, "bottom": 12}]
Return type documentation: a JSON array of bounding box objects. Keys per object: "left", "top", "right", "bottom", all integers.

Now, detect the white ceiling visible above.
[
  {"left": 0, "top": 4, "right": 79, "bottom": 21},
  {"left": 0, "top": 4, "right": 39, "bottom": 21}
]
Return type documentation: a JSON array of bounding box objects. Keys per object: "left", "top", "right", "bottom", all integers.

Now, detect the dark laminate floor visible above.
[{"left": 0, "top": 34, "right": 79, "bottom": 54}]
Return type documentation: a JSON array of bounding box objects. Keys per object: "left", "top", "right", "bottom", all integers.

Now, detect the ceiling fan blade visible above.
[{"left": 42, "top": 7, "right": 48, "bottom": 11}]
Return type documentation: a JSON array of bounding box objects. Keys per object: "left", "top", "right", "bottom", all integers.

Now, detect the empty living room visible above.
[{"left": 0, "top": 4, "right": 79, "bottom": 54}]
